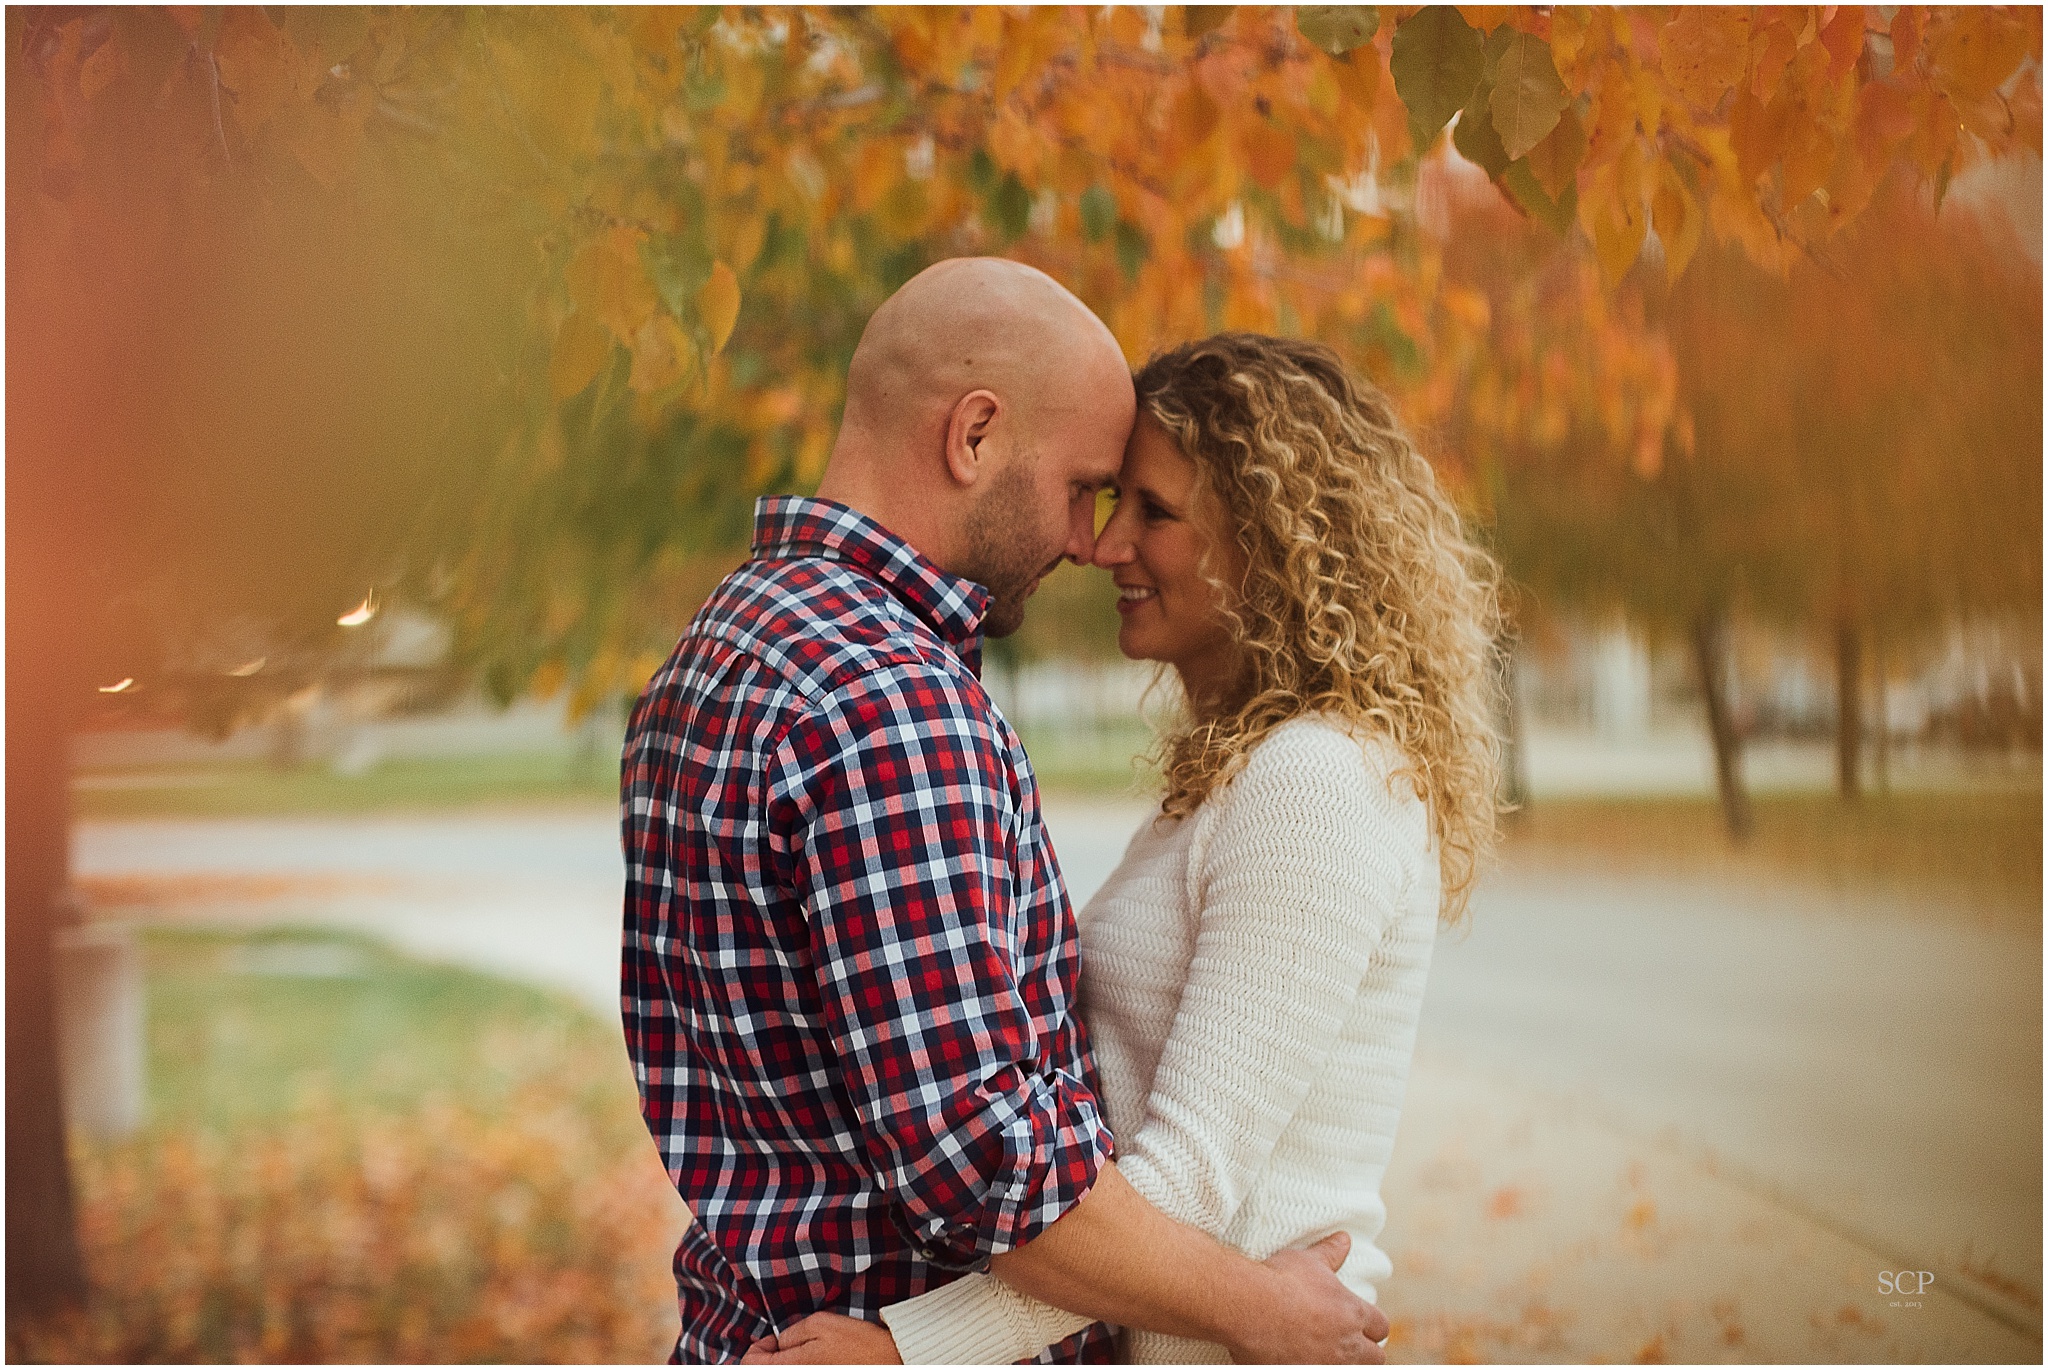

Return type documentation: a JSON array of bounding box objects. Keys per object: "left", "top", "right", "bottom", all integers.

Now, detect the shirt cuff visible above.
[{"left": 880, "top": 1271, "right": 1098, "bottom": 1365}]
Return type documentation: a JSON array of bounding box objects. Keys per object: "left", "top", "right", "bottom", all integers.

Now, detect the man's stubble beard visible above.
[{"left": 958, "top": 458, "right": 1065, "bottom": 639}]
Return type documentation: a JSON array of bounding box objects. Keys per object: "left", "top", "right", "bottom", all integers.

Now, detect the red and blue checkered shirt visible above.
[{"left": 622, "top": 496, "right": 1116, "bottom": 1363}]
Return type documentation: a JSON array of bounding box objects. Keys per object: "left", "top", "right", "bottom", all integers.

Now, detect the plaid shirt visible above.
[{"left": 622, "top": 497, "right": 1116, "bottom": 1363}]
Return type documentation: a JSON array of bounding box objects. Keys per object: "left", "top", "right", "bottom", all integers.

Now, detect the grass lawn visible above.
[
  {"left": 73, "top": 752, "right": 619, "bottom": 820},
  {"left": 10, "top": 929, "right": 685, "bottom": 1364},
  {"left": 1501, "top": 787, "right": 2042, "bottom": 920}
]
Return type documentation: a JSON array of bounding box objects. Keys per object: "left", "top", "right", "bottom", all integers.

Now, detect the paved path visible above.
[{"left": 74, "top": 799, "right": 2040, "bottom": 1360}]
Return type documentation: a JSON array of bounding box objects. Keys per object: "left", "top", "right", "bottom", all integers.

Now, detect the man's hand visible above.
[
  {"left": 1225, "top": 1232, "right": 1389, "bottom": 1365},
  {"left": 741, "top": 1312, "right": 903, "bottom": 1364}
]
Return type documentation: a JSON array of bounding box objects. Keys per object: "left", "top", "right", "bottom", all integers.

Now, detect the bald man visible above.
[{"left": 622, "top": 259, "right": 1385, "bottom": 1364}]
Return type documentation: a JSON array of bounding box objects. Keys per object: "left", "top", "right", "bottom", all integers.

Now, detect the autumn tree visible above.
[
  {"left": 9, "top": 3, "right": 2039, "bottom": 1323},
  {"left": 1778, "top": 176, "right": 2042, "bottom": 798}
]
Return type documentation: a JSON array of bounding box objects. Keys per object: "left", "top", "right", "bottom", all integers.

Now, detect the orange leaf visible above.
[
  {"left": 1173, "top": 79, "right": 1223, "bottom": 146},
  {"left": 697, "top": 262, "right": 741, "bottom": 356},
  {"left": 1854, "top": 80, "right": 1916, "bottom": 163},
  {"left": 1327, "top": 47, "right": 1380, "bottom": 111},
  {"left": 78, "top": 28, "right": 131, "bottom": 104},
  {"left": 215, "top": 9, "right": 297, "bottom": 136},
  {"left": 1890, "top": 7, "right": 1923, "bottom": 72},
  {"left": 1660, "top": 7, "right": 1750, "bottom": 115},
  {"left": 1456, "top": 6, "right": 1514, "bottom": 36},
  {"left": 1243, "top": 119, "right": 1296, "bottom": 190},
  {"left": 550, "top": 310, "right": 611, "bottom": 401},
  {"left": 1902, "top": 87, "right": 1959, "bottom": 177},
  {"left": 1926, "top": 8, "right": 2032, "bottom": 105},
  {"left": 1818, "top": 6, "right": 1865, "bottom": 82},
  {"left": 1186, "top": 6, "right": 1236, "bottom": 42},
  {"left": 1727, "top": 85, "right": 1780, "bottom": 187},
  {"left": 1750, "top": 15, "right": 1798, "bottom": 98}
]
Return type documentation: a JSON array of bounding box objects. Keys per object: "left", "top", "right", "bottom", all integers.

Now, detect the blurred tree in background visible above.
[{"left": 9, "top": 3, "right": 2040, "bottom": 1329}]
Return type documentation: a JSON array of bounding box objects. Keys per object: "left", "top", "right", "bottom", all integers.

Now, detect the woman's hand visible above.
[{"left": 741, "top": 1312, "right": 903, "bottom": 1364}]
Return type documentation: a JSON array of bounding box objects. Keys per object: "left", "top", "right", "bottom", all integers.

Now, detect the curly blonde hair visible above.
[{"left": 1137, "top": 333, "right": 1505, "bottom": 927}]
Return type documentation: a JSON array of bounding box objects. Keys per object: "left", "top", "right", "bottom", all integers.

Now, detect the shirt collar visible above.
[{"left": 751, "top": 496, "right": 990, "bottom": 656}]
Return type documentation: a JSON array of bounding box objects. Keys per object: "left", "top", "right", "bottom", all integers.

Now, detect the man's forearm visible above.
[{"left": 985, "top": 1161, "right": 1282, "bottom": 1346}]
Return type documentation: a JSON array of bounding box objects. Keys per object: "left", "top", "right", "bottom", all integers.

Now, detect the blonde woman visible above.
[{"left": 750, "top": 333, "right": 1502, "bottom": 1364}]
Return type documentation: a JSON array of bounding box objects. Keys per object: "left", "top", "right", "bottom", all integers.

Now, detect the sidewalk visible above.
[{"left": 1380, "top": 1048, "right": 2038, "bottom": 1362}]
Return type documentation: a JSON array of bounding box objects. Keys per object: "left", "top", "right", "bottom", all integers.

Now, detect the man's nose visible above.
[{"left": 1064, "top": 501, "right": 1099, "bottom": 565}]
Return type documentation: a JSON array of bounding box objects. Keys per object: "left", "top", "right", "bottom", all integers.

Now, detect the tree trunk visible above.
[
  {"left": 1498, "top": 632, "right": 1530, "bottom": 815},
  {"left": 5, "top": 652, "right": 88, "bottom": 1322},
  {"left": 8, "top": 34, "right": 90, "bottom": 1308},
  {"left": 1836, "top": 616, "right": 1863, "bottom": 801},
  {"left": 1691, "top": 608, "right": 1752, "bottom": 842}
]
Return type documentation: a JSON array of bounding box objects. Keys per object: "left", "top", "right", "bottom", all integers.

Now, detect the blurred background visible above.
[{"left": 8, "top": 6, "right": 2040, "bottom": 1363}]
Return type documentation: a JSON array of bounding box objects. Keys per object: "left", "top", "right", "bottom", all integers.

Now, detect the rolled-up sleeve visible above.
[{"left": 768, "top": 663, "right": 1112, "bottom": 1269}]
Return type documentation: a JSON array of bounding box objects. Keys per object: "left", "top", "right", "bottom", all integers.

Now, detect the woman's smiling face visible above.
[{"left": 1093, "top": 417, "right": 1242, "bottom": 703}]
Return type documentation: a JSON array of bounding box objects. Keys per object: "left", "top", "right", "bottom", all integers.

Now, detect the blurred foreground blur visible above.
[{"left": 12, "top": 930, "right": 683, "bottom": 1363}]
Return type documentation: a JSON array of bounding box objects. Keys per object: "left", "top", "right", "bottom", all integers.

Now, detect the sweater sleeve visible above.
[
  {"left": 1115, "top": 724, "right": 1417, "bottom": 1238},
  {"left": 878, "top": 1267, "right": 1097, "bottom": 1365},
  {"left": 879, "top": 725, "right": 1423, "bottom": 1364}
]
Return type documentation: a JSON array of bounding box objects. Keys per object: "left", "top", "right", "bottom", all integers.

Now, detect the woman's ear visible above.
[{"left": 943, "top": 389, "right": 1001, "bottom": 487}]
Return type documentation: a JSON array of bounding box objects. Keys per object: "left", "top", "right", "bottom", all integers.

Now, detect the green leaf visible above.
[
  {"left": 988, "top": 173, "right": 1032, "bottom": 242},
  {"left": 1391, "top": 6, "right": 1483, "bottom": 151},
  {"left": 1185, "top": 6, "right": 1236, "bottom": 40},
  {"left": 1080, "top": 184, "right": 1119, "bottom": 243},
  {"left": 641, "top": 234, "right": 711, "bottom": 320},
  {"left": 1488, "top": 30, "right": 1569, "bottom": 161},
  {"left": 1114, "top": 220, "right": 1150, "bottom": 280},
  {"left": 1296, "top": 6, "right": 1378, "bottom": 55},
  {"left": 1501, "top": 157, "right": 1576, "bottom": 236},
  {"left": 967, "top": 147, "right": 999, "bottom": 195},
  {"left": 1453, "top": 77, "right": 1510, "bottom": 178}
]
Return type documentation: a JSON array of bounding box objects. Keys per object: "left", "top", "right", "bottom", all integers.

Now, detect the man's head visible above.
[{"left": 816, "top": 258, "right": 1135, "bottom": 637}]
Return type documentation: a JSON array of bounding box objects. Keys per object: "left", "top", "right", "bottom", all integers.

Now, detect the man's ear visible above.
[{"left": 943, "top": 389, "right": 1001, "bottom": 487}]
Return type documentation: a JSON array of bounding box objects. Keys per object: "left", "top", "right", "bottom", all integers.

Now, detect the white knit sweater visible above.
[{"left": 879, "top": 716, "right": 1440, "bottom": 1363}]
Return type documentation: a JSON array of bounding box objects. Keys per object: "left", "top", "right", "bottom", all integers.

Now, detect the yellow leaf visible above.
[
  {"left": 629, "top": 313, "right": 694, "bottom": 394},
  {"left": 566, "top": 228, "right": 657, "bottom": 342},
  {"left": 697, "top": 262, "right": 741, "bottom": 355},
  {"left": 1651, "top": 162, "right": 1701, "bottom": 282},
  {"left": 1548, "top": 6, "right": 1596, "bottom": 90},
  {"left": 1578, "top": 147, "right": 1647, "bottom": 286},
  {"left": 1327, "top": 47, "right": 1380, "bottom": 111},
  {"left": 550, "top": 310, "right": 612, "bottom": 401}
]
